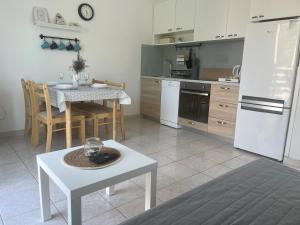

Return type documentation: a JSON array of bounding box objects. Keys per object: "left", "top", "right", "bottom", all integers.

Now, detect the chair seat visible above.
[
  {"left": 39, "top": 108, "right": 85, "bottom": 123},
  {"left": 73, "top": 102, "right": 116, "bottom": 119}
]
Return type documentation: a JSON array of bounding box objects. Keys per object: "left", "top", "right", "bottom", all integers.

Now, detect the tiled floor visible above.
[{"left": 0, "top": 116, "right": 268, "bottom": 225}]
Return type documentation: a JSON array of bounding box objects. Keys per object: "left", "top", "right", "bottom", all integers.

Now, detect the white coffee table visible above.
[{"left": 37, "top": 140, "right": 158, "bottom": 225}]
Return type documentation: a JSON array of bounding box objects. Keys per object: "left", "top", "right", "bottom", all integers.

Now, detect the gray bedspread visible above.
[{"left": 121, "top": 159, "right": 300, "bottom": 225}]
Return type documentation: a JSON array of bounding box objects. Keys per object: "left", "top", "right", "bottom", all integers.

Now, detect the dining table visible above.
[{"left": 48, "top": 85, "right": 131, "bottom": 148}]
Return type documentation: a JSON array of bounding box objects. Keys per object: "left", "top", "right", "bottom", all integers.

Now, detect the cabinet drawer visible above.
[
  {"left": 141, "top": 78, "right": 161, "bottom": 91},
  {"left": 209, "top": 101, "right": 237, "bottom": 122},
  {"left": 179, "top": 117, "right": 207, "bottom": 132},
  {"left": 211, "top": 84, "right": 239, "bottom": 104},
  {"left": 208, "top": 117, "right": 236, "bottom": 139}
]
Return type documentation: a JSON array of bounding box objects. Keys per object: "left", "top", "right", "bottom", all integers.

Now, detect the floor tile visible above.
[
  {"left": 160, "top": 146, "right": 194, "bottom": 161},
  {"left": 159, "top": 162, "right": 198, "bottom": 181},
  {"left": 83, "top": 209, "right": 126, "bottom": 225},
  {"left": 178, "top": 155, "right": 217, "bottom": 172},
  {"left": 157, "top": 180, "right": 194, "bottom": 202},
  {"left": 0, "top": 187, "right": 40, "bottom": 220},
  {"left": 99, "top": 181, "right": 145, "bottom": 207},
  {"left": 148, "top": 152, "right": 174, "bottom": 167},
  {"left": 3, "top": 205, "right": 66, "bottom": 225},
  {"left": 238, "top": 151, "right": 260, "bottom": 163},
  {"left": 55, "top": 193, "right": 113, "bottom": 222},
  {"left": 0, "top": 162, "right": 37, "bottom": 197},
  {"left": 117, "top": 197, "right": 161, "bottom": 219},
  {"left": 182, "top": 173, "right": 213, "bottom": 189},
  {"left": 203, "top": 164, "right": 233, "bottom": 178},
  {"left": 222, "top": 157, "right": 250, "bottom": 169},
  {"left": 201, "top": 150, "right": 235, "bottom": 163}
]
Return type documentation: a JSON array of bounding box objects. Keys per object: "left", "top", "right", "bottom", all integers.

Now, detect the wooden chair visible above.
[
  {"left": 73, "top": 79, "right": 126, "bottom": 140},
  {"left": 29, "top": 81, "right": 86, "bottom": 152},
  {"left": 21, "top": 79, "right": 32, "bottom": 135}
]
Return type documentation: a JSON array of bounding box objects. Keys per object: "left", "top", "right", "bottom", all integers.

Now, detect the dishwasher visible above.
[{"left": 160, "top": 80, "right": 181, "bottom": 129}]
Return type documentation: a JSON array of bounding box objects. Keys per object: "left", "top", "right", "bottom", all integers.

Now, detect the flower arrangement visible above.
[{"left": 72, "top": 52, "right": 86, "bottom": 74}]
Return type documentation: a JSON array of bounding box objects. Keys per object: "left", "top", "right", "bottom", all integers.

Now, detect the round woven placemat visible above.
[{"left": 63, "top": 147, "right": 122, "bottom": 170}]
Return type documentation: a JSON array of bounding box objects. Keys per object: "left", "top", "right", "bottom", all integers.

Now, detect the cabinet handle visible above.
[
  {"left": 259, "top": 15, "right": 264, "bottom": 18},
  {"left": 154, "top": 80, "right": 160, "bottom": 84},
  {"left": 215, "top": 35, "right": 221, "bottom": 39},
  {"left": 217, "top": 120, "right": 227, "bottom": 125},
  {"left": 176, "top": 27, "right": 182, "bottom": 30},
  {"left": 220, "top": 35, "right": 224, "bottom": 38},
  {"left": 228, "top": 34, "right": 233, "bottom": 37},
  {"left": 220, "top": 86, "right": 230, "bottom": 90},
  {"left": 188, "top": 121, "right": 196, "bottom": 125},
  {"left": 252, "top": 16, "right": 258, "bottom": 19},
  {"left": 234, "top": 34, "right": 238, "bottom": 37},
  {"left": 168, "top": 28, "right": 173, "bottom": 32},
  {"left": 219, "top": 104, "right": 229, "bottom": 108}
]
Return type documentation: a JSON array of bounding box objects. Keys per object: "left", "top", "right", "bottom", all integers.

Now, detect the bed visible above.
[{"left": 121, "top": 159, "right": 300, "bottom": 225}]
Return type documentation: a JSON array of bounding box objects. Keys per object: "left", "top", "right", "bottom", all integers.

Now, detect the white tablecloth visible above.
[{"left": 49, "top": 86, "right": 131, "bottom": 112}]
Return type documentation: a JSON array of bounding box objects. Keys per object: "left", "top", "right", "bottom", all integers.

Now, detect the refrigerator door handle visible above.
[
  {"left": 241, "top": 96, "right": 285, "bottom": 108},
  {"left": 241, "top": 102, "right": 284, "bottom": 115}
]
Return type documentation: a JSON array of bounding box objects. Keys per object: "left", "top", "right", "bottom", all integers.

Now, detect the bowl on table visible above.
[
  {"left": 55, "top": 84, "right": 76, "bottom": 90},
  {"left": 91, "top": 83, "right": 108, "bottom": 89}
]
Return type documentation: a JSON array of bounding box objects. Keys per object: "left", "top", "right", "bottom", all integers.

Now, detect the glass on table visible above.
[{"left": 84, "top": 137, "right": 104, "bottom": 157}]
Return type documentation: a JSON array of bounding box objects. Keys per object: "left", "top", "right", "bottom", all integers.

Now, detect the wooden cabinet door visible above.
[
  {"left": 153, "top": 0, "right": 176, "bottom": 34},
  {"left": 226, "top": 0, "right": 251, "bottom": 39},
  {"left": 175, "top": 0, "right": 196, "bottom": 32},
  {"left": 141, "top": 78, "right": 161, "bottom": 120},
  {"left": 194, "top": 0, "right": 229, "bottom": 42}
]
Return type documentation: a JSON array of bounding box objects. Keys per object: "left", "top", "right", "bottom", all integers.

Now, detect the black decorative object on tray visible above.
[
  {"left": 88, "top": 152, "right": 120, "bottom": 164},
  {"left": 39, "top": 34, "right": 81, "bottom": 52}
]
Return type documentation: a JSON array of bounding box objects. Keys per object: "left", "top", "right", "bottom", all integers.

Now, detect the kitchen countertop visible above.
[{"left": 141, "top": 75, "right": 240, "bottom": 86}]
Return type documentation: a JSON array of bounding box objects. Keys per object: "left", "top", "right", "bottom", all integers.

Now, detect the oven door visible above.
[{"left": 179, "top": 89, "right": 210, "bottom": 123}]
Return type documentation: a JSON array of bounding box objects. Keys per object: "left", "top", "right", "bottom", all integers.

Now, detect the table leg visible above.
[
  {"left": 145, "top": 168, "right": 157, "bottom": 210},
  {"left": 68, "top": 197, "right": 82, "bottom": 225},
  {"left": 105, "top": 186, "right": 115, "bottom": 196},
  {"left": 112, "top": 99, "right": 118, "bottom": 140},
  {"left": 66, "top": 101, "right": 72, "bottom": 148},
  {"left": 38, "top": 165, "right": 51, "bottom": 221}
]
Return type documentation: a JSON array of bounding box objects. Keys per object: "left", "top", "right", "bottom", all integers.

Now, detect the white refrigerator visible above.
[{"left": 234, "top": 19, "right": 300, "bottom": 161}]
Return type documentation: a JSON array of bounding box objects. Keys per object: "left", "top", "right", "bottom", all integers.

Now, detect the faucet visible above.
[{"left": 164, "top": 59, "right": 173, "bottom": 77}]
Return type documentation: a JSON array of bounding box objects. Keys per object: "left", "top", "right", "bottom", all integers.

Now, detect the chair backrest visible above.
[
  {"left": 21, "top": 79, "right": 31, "bottom": 115},
  {"left": 30, "top": 81, "right": 53, "bottom": 122}
]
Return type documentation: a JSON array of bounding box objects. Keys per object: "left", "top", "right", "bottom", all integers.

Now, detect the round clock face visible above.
[{"left": 78, "top": 3, "right": 94, "bottom": 21}]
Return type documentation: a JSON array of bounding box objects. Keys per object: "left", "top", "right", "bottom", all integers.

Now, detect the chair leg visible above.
[
  {"left": 93, "top": 118, "right": 99, "bottom": 138},
  {"left": 104, "top": 118, "right": 109, "bottom": 135},
  {"left": 120, "top": 110, "right": 125, "bottom": 141},
  {"left": 46, "top": 124, "right": 53, "bottom": 153},
  {"left": 24, "top": 114, "right": 30, "bottom": 136},
  {"left": 79, "top": 120, "right": 86, "bottom": 144},
  {"left": 32, "top": 118, "right": 40, "bottom": 147}
]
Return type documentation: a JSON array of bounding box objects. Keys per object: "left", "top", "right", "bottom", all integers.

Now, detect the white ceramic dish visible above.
[
  {"left": 91, "top": 83, "right": 108, "bottom": 88},
  {"left": 55, "top": 84, "right": 76, "bottom": 90},
  {"left": 47, "top": 81, "right": 60, "bottom": 86}
]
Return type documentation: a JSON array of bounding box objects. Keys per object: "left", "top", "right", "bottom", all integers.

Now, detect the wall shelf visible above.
[{"left": 35, "top": 21, "right": 82, "bottom": 32}]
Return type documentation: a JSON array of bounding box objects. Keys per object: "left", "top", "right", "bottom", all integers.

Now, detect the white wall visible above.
[{"left": 0, "top": 0, "right": 153, "bottom": 133}]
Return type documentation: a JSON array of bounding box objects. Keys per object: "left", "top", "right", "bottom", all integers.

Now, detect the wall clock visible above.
[{"left": 78, "top": 3, "right": 94, "bottom": 21}]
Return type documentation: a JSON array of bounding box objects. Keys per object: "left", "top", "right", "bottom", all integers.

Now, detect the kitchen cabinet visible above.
[
  {"left": 194, "top": 0, "right": 229, "bottom": 41},
  {"left": 141, "top": 78, "right": 161, "bottom": 120},
  {"left": 226, "top": 0, "right": 251, "bottom": 39},
  {"left": 153, "top": 0, "right": 176, "bottom": 34},
  {"left": 153, "top": 0, "right": 195, "bottom": 35},
  {"left": 208, "top": 84, "right": 239, "bottom": 139},
  {"left": 175, "top": 0, "right": 196, "bottom": 32},
  {"left": 194, "top": 0, "right": 250, "bottom": 41},
  {"left": 250, "top": 0, "right": 300, "bottom": 22}
]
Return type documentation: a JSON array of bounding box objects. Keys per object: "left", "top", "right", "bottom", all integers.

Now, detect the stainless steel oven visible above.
[{"left": 179, "top": 82, "right": 211, "bottom": 123}]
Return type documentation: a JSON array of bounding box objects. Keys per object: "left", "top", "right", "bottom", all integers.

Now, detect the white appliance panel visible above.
[
  {"left": 234, "top": 104, "right": 290, "bottom": 161},
  {"left": 240, "top": 19, "right": 300, "bottom": 107},
  {"left": 160, "top": 80, "right": 181, "bottom": 128}
]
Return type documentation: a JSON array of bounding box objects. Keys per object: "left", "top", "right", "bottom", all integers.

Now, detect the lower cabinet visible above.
[
  {"left": 208, "top": 84, "right": 239, "bottom": 139},
  {"left": 140, "top": 78, "right": 161, "bottom": 120},
  {"left": 179, "top": 117, "right": 207, "bottom": 132}
]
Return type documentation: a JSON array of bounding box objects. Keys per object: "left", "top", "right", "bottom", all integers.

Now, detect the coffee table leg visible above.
[
  {"left": 145, "top": 168, "right": 157, "bottom": 210},
  {"left": 68, "top": 197, "right": 82, "bottom": 225},
  {"left": 106, "top": 186, "right": 115, "bottom": 196},
  {"left": 38, "top": 165, "right": 51, "bottom": 221}
]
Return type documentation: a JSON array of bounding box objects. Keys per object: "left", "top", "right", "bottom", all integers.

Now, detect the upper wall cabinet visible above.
[
  {"left": 175, "top": 0, "right": 196, "bottom": 32},
  {"left": 153, "top": 0, "right": 176, "bottom": 34},
  {"left": 227, "top": 0, "right": 251, "bottom": 38},
  {"left": 194, "top": 0, "right": 229, "bottom": 41},
  {"left": 194, "top": 0, "right": 251, "bottom": 42},
  {"left": 250, "top": 0, "right": 300, "bottom": 21},
  {"left": 153, "top": 0, "right": 196, "bottom": 35}
]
